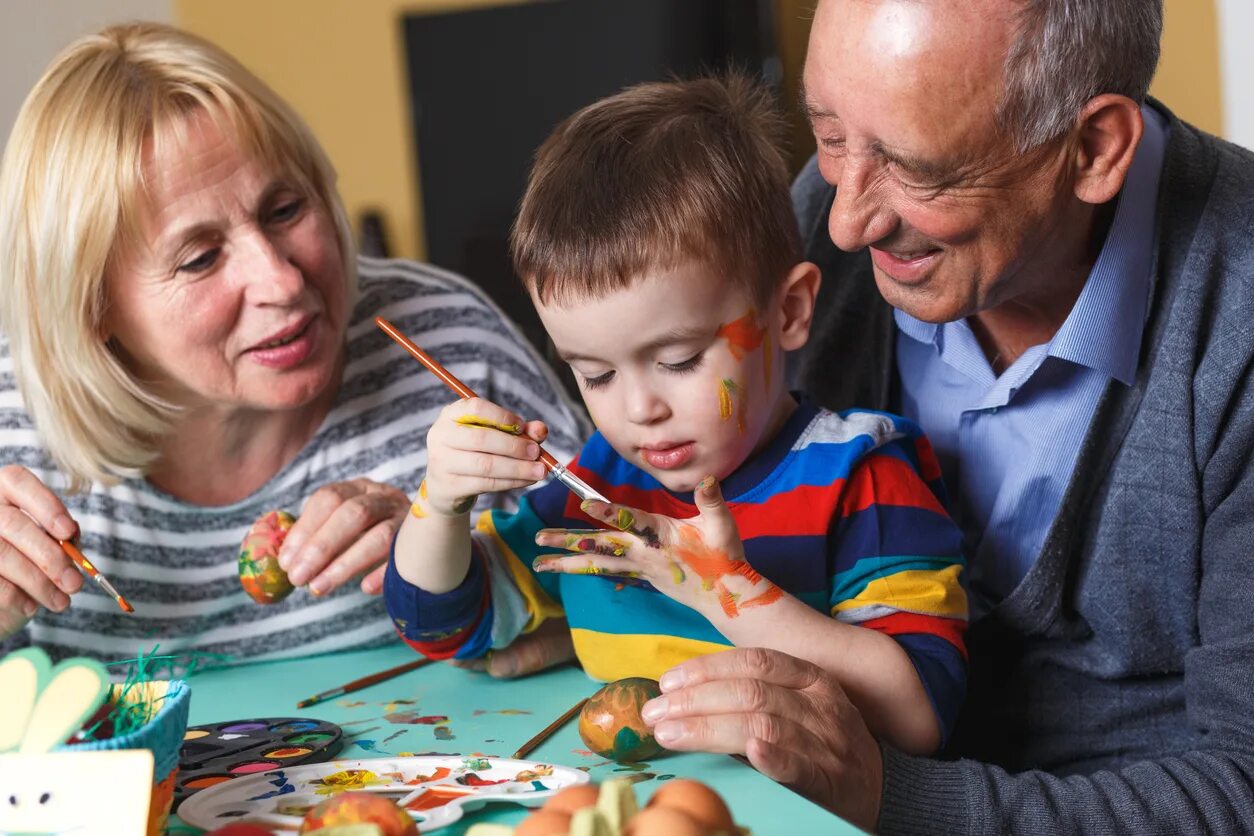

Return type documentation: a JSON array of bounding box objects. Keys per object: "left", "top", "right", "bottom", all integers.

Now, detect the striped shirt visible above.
[
  {"left": 386, "top": 400, "right": 969, "bottom": 736},
  {"left": 894, "top": 106, "right": 1168, "bottom": 613},
  {"left": 0, "top": 256, "right": 587, "bottom": 667}
]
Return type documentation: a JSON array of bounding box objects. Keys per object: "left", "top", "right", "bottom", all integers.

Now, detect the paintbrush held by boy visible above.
[{"left": 384, "top": 75, "right": 968, "bottom": 755}]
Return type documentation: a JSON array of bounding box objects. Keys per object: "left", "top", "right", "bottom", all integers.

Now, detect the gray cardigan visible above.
[{"left": 791, "top": 102, "right": 1254, "bottom": 834}]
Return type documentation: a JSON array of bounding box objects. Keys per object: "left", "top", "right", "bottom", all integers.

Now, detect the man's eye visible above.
[
  {"left": 580, "top": 370, "right": 614, "bottom": 390},
  {"left": 177, "top": 248, "right": 220, "bottom": 274},
  {"left": 661, "top": 353, "right": 703, "bottom": 374}
]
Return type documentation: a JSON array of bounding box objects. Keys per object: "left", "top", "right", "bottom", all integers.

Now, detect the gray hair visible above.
[{"left": 999, "top": 0, "right": 1164, "bottom": 151}]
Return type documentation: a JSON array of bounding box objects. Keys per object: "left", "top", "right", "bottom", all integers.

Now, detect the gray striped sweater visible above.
[{"left": 0, "top": 256, "right": 587, "bottom": 667}]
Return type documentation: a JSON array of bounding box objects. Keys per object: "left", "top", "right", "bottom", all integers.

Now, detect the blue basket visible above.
[{"left": 60, "top": 679, "right": 191, "bottom": 783}]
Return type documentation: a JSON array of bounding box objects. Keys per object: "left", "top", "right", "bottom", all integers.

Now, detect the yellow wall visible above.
[
  {"left": 1151, "top": 0, "right": 1223, "bottom": 135},
  {"left": 175, "top": 0, "right": 529, "bottom": 261}
]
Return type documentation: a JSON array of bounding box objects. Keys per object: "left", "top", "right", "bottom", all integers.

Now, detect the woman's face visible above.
[{"left": 104, "top": 111, "right": 348, "bottom": 415}]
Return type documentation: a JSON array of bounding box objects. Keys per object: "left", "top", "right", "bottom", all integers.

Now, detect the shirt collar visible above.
[{"left": 894, "top": 105, "right": 1168, "bottom": 386}]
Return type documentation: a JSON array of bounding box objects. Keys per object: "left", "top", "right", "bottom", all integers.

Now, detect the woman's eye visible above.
[
  {"left": 580, "top": 370, "right": 614, "bottom": 391},
  {"left": 662, "top": 353, "right": 703, "bottom": 374},
  {"left": 270, "top": 199, "right": 305, "bottom": 223},
  {"left": 176, "top": 248, "right": 220, "bottom": 274}
]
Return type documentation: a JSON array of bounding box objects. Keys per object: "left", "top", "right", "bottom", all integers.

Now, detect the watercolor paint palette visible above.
[
  {"left": 173, "top": 717, "right": 344, "bottom": 810},
  {"left": 178, "top": 755, "right": 589, "bottom": 832}
]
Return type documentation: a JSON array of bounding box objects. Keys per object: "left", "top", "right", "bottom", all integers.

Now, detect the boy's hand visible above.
[
  {"left": 531, "top": 477, "right": 783, "bottom": 620},
  {"left": 420, "top": 398, "right": 549, "bottom": 517}
]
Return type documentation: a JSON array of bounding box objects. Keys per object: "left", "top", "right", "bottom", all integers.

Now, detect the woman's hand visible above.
[
  {"left": 420, "top": 398, "right": 548, "bottom": 518},
  {"left": 532, "top": 477, "right": 782, "bottom": 620},
  {"left": 0, "top": 465, "right": 83, "bottom": 637},
  {"left": 278, "top": 477, "right": 410, "bottom": 596},
  {"left": 640, "top": 647, "right": 884, "bottom": 832}
]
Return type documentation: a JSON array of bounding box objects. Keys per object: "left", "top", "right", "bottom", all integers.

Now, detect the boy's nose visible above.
[{"left": 624, "top": 386, "right": 670, "bottom": 425}]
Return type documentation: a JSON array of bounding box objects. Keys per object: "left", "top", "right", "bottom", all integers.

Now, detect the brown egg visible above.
[
  {"left": 514, "top": 808, "right": 572, "bottom": 836},
  {"left": 623, "top": 806, "right": 708, "bottom": 836},
  {"left": 647, "top": 780, "right": 734, "bottom": 831},
  {"left": 542, "top": 784, "right": 602, "bottom": 815}
]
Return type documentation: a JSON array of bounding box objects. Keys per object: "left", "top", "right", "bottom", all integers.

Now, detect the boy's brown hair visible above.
[{"left": 510, "top": 74, "right": 800, "bottom": 309}]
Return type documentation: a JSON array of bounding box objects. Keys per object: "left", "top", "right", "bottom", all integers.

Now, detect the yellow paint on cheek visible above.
[
  {"left": 718, "top": 379, "right": 736, "bottom": 421},
  {"left": 455, "top": 415, "right": 522, "bottom": 435}
]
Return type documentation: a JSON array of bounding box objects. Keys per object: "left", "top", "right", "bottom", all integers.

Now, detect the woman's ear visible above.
[
  {"left": 1071, "top": 94, "right": 1143, "bottom": 206},
  {"left": 775, "top": 261, "right": 821, "bottom": 352}
]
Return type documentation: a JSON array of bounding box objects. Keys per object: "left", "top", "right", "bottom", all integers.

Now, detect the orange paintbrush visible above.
[
  {"left": 374, "top": 316, "right": 609, "bottom": 505},
  {"left": 58, "top": 539, "right": 134, "bottom": 614}
]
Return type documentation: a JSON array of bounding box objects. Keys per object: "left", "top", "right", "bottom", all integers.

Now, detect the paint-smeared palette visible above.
[
  {"left": 174, "top": 717, "right": 343, "bottom": 809},
  {"left": 177, "top": 755, "right": 589, "bottom": 832}
]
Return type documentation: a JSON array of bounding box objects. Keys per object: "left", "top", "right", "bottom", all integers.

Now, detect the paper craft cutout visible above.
[
  {"left": 0, "top": 750, "right": 154, "bottom": 835},
  {"left": 0, "top": 648, "right": 155, "bottom": 835},
  {"left": 178, "top": 755, "right": 589, "bottom": 832}
]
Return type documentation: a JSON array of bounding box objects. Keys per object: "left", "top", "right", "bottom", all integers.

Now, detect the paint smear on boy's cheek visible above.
[
  {"left": 717, "top": 379, "right": 748, "bottom": 434},
  {"left": 715, "top": 309, "right": 767, "bottom": 360},
  {"left": 671, "top": 527, "right": 781, "bottom": 617}
]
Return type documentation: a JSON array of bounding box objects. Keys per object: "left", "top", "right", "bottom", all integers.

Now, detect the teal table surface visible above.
[{"left": 175, "top": 644, "right": 862, "bottom": 835}]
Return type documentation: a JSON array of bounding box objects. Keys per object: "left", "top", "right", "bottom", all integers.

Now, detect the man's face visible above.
[{"left": 804, "top": 0, "right": 1080, "bottom": 323}]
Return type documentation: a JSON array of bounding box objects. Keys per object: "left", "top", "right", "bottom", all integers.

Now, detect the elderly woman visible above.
[{"left": 0, "top": 22, "right": 585, "bottom": 664}]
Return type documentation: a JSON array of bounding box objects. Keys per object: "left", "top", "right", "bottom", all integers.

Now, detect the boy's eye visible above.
[
  {"left": 580, "top": 370, "right": 614, "bottom": 391},
  {"left": 177, "top": 248, "right": 220, "bottom": 274},
  {"left": 661, "top": 353, "right": 703, "bottom": 374}
]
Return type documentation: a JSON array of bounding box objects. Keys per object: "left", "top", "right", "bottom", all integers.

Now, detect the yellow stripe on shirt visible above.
[{"left": 831, "top": 564, "right": 967, "bottom": 619}]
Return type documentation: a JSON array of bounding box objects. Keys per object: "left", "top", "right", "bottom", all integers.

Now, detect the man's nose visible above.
[{"left": 828, "top": 156, "right": 896, "bottom": 252}]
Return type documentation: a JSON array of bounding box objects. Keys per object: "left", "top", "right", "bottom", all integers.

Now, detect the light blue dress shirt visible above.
[{"left": 894, "top": 107, "right": 1168, "bottom": 614}]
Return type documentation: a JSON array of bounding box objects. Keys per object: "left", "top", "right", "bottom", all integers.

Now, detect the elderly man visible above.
[{"left": 636, "top": 0, "right": 1254, "bottom": 833}]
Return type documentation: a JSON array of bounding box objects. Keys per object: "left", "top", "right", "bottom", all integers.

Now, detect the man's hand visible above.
[{"left": 640, "top": 647, "right": 885, "bottom": 832}]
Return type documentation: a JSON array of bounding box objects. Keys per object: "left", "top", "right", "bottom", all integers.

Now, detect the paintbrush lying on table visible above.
[{"left": 375, "top": 316, "right": 609, "bottom": 505}]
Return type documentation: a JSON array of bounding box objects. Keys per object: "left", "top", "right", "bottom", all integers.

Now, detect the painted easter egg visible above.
[
  {"left": 238, "top": 510, "right": 296, "bottom": 605},
  {"left": 298, "top": 791, "right": 419, "bottom": 835},
  {"left": 578, "top": 677, "right": 664, "bottom": 762}
]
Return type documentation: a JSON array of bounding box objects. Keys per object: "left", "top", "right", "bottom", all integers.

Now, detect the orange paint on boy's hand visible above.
[{"left": 671, "top": 527, "right": 781, "bottom": 617}]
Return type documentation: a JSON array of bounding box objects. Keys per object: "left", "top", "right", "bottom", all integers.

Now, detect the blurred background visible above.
[{"left": 2, "top": 0, "right": 1248, "bottom": 354}]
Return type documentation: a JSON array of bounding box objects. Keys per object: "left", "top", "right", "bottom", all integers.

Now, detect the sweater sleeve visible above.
[
  {"left": 878, "top": 417, "right": 1254, "bottom": 834},
  {"left": 827, "top": 425, "right": 968, "bottom": 742}
]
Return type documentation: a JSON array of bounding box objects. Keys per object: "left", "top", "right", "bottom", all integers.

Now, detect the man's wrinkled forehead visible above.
[{"left": 805, "top": 0, "right": 1015, "bottom": 145}]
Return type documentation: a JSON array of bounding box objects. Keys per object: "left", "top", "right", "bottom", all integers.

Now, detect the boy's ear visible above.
[{"left": 775, "top": 261, "right": 821, "bottom": 351}]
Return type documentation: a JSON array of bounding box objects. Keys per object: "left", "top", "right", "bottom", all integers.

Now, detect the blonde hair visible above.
[{"left": 0, "top": 22, "right": 356, "bottom": 490}]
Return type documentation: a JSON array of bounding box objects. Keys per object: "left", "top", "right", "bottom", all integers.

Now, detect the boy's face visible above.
[{"left": 533, "top": 261, "right": 800, "bottom": 492}]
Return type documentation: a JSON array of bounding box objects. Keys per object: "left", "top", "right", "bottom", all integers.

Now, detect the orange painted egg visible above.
[
  {"left": 298, "top": 791, "right": 419, "bottom": 835},
  {"left": 239, "top": 510, "right": 296, "bottom": 605},
  {"left": 647, "top": 779, "right": 734, "bottom": 831},
  {"left": 578, "top": 677, "right": 664, "bottom": 762}
]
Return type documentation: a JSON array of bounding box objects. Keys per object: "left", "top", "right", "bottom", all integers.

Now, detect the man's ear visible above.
[
  {"left": 775, "top": 261, "right": 822, "bottom": 351},
  {"left": 1071, "top": 94, "right": 1143, "bottom": 205}
]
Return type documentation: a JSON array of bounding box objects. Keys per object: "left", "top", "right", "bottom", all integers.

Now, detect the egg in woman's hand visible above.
[
  {"left": 238, "top": 509, "right": 296, "bottom": 605},
  {"left": 646, "top": 780, "right": 734, "bottom": 832}
]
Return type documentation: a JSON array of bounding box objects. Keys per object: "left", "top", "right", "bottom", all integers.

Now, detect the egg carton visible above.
[{"left": 467, "top": 777, "right": 749, "bottom": 836}]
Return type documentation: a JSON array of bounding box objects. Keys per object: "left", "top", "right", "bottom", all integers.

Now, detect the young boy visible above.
[{"left": 385, "top": 76, "right": 967, "bottom": 754}]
